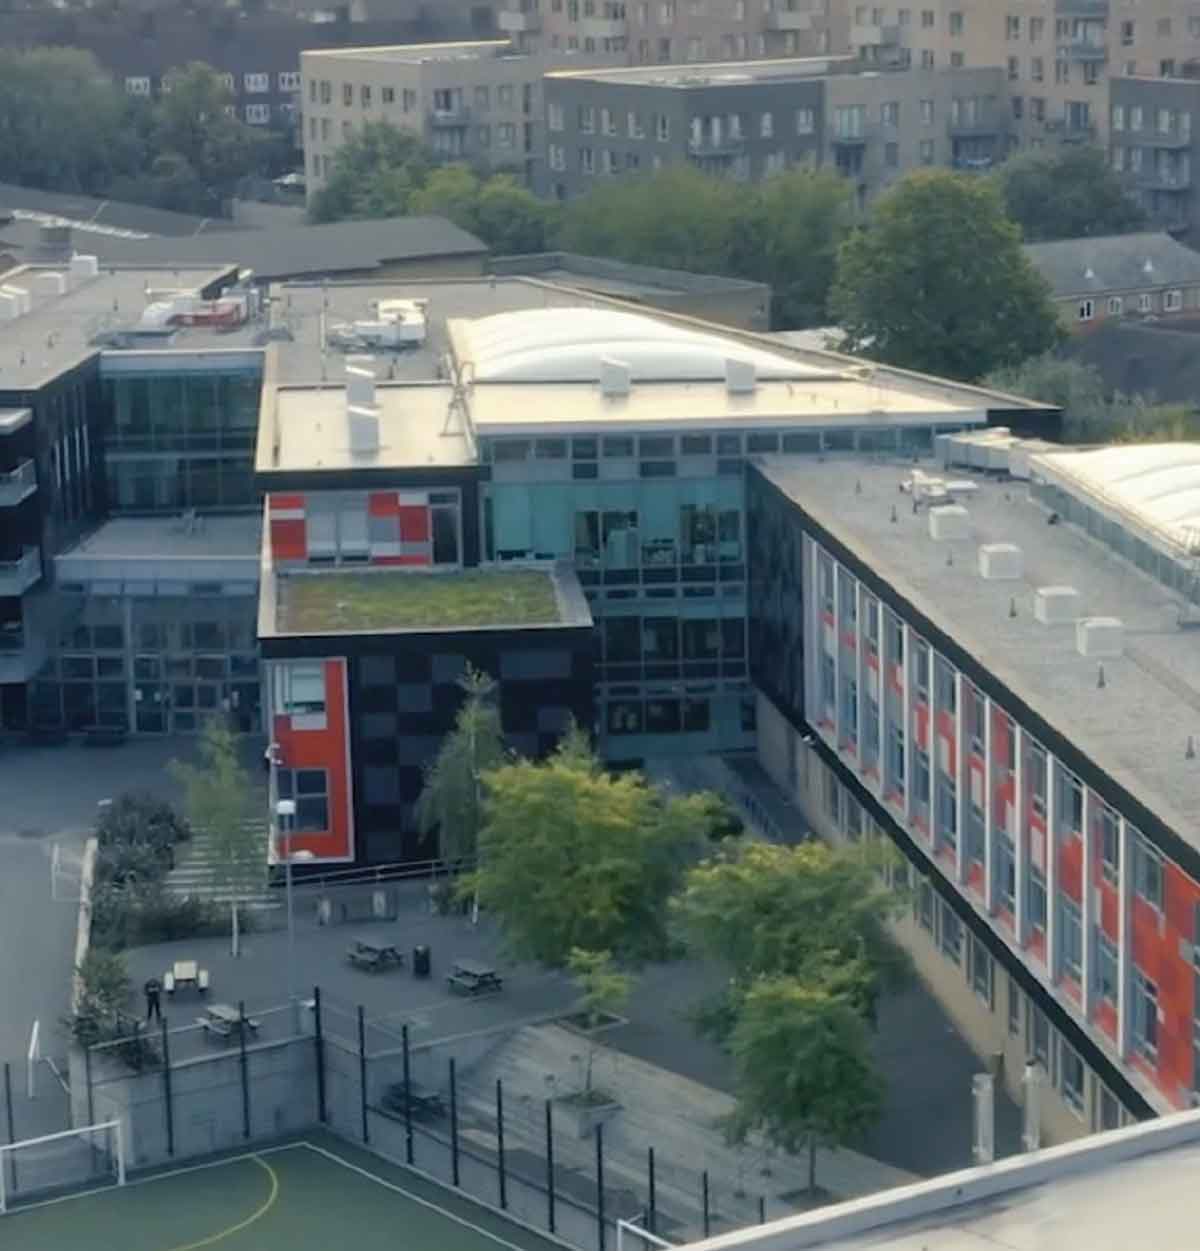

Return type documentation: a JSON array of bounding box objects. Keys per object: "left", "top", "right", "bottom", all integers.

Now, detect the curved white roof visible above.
[
  {"left": 1038, "top": 443, "right": 1200, "bottom": 550},
  {"left": 455, "top": 307, "right": 838, "bottom": 383}
]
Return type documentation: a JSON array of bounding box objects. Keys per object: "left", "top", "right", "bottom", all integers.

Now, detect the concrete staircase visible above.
[{"left": 165, "top": 822, "right": 277, "bottom": 910}]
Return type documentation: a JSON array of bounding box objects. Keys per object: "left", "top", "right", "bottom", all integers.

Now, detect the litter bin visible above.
[{"left": 413, "top": 944, "right": 432, "bottom": 979}]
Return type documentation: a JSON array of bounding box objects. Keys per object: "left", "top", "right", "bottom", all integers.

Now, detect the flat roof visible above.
[
  {"left": 0, "top": 263, "right": 238, "bottom": 389},
  {"left": 679, "top": 1108, "right": 1200, "bottom": 1251},
  {"left": 754, "top": 455, "right": 1200, "bottom": 849},
  {"left": 301, "top": 39, "right": 512, "bottom": 64},
  {"left": 468, "top": 379, "right": 980, "bottom": 433},
  {"left": 545, "top": 55, "right": 857, "bottom": 87},
  {"left": 273, "top": 566, "right": 588, "bottom": 635},
  {"left": 489, "top": 251, "right": 771, "bottom": 298},
  {"left": 270, "top": 384, "right": 474, "bottom": 472}
]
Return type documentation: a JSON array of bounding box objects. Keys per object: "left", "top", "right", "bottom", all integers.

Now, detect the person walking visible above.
[{"left": 144, "top": 976, "right": 163, "bottom": 1023}]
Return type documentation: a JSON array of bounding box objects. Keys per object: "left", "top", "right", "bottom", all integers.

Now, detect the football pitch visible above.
[{"left": 4, "top": 1134, "right": 564, "bottom": 1251}]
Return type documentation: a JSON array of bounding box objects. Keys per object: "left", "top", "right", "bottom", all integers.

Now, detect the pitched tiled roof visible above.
[{"left": 1024, "top": 231, "right": 1200, "bottom": 298}]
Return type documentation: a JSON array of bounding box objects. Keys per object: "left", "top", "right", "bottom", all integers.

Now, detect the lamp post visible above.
[{"left": 274, "top": 798, "right": 313, "bottom": 1031}]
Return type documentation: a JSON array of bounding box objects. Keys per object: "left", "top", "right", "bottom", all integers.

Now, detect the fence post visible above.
[
  {"left": 595, "top": 1122, "right": 606, "bottom": 1251},
  {"left": 759, "top": 1195, "right": 766, "bottom": 1225},
  {"left": 449, "top": 1057, "right": 460, "bottom": 1187},
  {"left": 160, "top": 1018, "right": 175, "bottom": 1157},
  {"left": 84, "top": 1045, "right": 95, "bottom": 1127},
  {"left": 545, "top": 1098, "right": 556, "bottom": 1235},
  {"left": 401, "top": 1023, "right": 413, "bottom": 1165},
  {"left": 496, "top": 1078, "right": 507, "bottom": 1210},
  {"left": 313, "top": 987, "right": 327, "bottom": 1125},
  {"left": 357, "top": 1005, "right": 369, "bottom": 1145},
  {"left": 647, "top": 1146, "right": 656, "bottom": 1235},
  {"left": 3, "top": 1062, "right": 17, "bottom": 1194},
  {"left": 702, "top": 1169, "right": 710, "bottom": 1238},
  {"left": 237, "top": 1002, "right": 250, "bottom": 1140}
]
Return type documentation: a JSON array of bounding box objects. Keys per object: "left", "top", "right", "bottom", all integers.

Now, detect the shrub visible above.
[
  {"left": 91, "top": 880, "right": 230, "bottom": 951},
  {"left": 97, "top": 791, "right": 190, "bottom": 858},
  {"left": 67, "top": 949, "right": 131, "bottom": 1048}
]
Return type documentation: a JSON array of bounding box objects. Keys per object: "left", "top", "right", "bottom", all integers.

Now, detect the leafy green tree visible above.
[
  {"left": 308, "top": 121, "right": 433, "bottom": 222},
  {"left": 416, "top": 665, "right": 505, "bottom": 867},
  {"left": 829, "top": 169, "right": 1062, "bottom": 380},
  {"left": 66, "top": 949, "right": 132, "bottom": 1047},
  {"left": 566, "top": 948, "right": 632, "bottom": 1098},
  {"left": 983, "top": 352, "right": 1200, "bottom": 443},
  {"left": 726, "top": 976, "right": 885, "bottom": 1192},
  {"left": 473, "top": 173, "right": 556, "bottom": 253},
  {"left": 754, "top": 169, "right": 853, "bottom": 327},
  {"left": 992, "top": 145, "right": 1145, "bottom": 243},
  {"left": 171, "top": 718, "right": 260, "bottom": 956},
  {"left": 466, "top": 730, "right": 718, "bottom": 965}
]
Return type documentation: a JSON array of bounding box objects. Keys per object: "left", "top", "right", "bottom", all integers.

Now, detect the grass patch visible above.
[{"left": 279, "top": 568, "right": 562, "bottom": 633}]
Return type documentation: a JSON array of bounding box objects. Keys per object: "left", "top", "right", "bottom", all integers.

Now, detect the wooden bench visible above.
[
  {"left": 447, "top": 970, "right": 503, "bottom": 997},
  {"left": 198, "top": 1016, "right": 232, "bottom": 1040}
]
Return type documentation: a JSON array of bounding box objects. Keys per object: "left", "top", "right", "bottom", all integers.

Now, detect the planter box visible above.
[{"left": 557, "top": 1095, "right": 622, "bottom": 1140}]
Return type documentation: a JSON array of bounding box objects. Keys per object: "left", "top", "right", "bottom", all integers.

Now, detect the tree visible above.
[
  {"left": 308, "top": 121, "right": 433, "bottom": 222},
  {"left": 828, "top": 169, "right": 1063, "bottom": 380},
  {"left": 171, "top": 718, "right": 259, "bottom": 956},
  {"left": 992, "top": 145, "right": 1145, "bottom": 243},
  {"left": 726, "top": 977, "right": 885, "bottom": 1192},
  {"left": 416, "top": 665, "right": 505, "bottom": 867},
  {"left": 753, "top": 169, "right": 853, "bottom": 328},
  {"left": 566, "top": 948, "right": 632, "bottom": 1099},
  {"left": 674, "top": 840, "right": 906, "bottom": 1037},
  {"left": 983, "top": 352, "right": 1200, "bottom": 443},
  {"left": 472, "top": 173, "right": 556, "bottom": 254},
  {"left": 67, "top": 949, "right": 131, "bottom": 1047},
  {"left": 466, "top": 729, "right": 719, "bottom": 966}
]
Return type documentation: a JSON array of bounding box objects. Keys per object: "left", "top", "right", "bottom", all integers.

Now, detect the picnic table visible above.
[
  {"left": 446, "top": 958, "right": 504, "bottom": 996},
  {"left": 198, "top": 1002, "right": 260, "bottom": 1042},
  {"left": 380, "top": 1081, "right": 446, "bottom": 1123},
  {"left": 346, "top": 935, "right": 406, "bottom": 973},
  {"left": 164, "top": 960, "right": 209, "bottom": 996}
]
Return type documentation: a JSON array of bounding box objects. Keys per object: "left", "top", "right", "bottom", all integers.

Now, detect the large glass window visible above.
[
  {"left": 1060, "top": 895, "right": 1083, "bottom": 979},
  {"left": 1135, "top": 833, "right": 1163, "bottom": 909},
  {"left": 278, "top": 767, "right": 329, "bottom": 831},
  {"left": 1133, "top": 970, "right": 1158, "bottom": 1058}
]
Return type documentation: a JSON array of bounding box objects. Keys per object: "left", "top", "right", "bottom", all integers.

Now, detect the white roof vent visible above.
[
  {"left": 345, "top": 355, "right": 376, "bottom": 408},
  {"left": 34, "top": 272, "right": 67, "bottom": 297},
  {"left": 347, "top": 404, "right": 380, "bottom": 454},
  {"left": 1084, "top": 265, "right": 1096, "bottom": 282},
  {"left": 1035, "top": 585, "right": 1081, "bottom": 624},
  {"left": 1143, "top": 257, "right": 1155, "bottom": 275},
  {"left": 978, "top": 542, "right": 1023, "bottom": 580},
  {"left": 69, "top": 254, "right": 99, "bottom": 280},
  {"left": 1076, "top": 617, "right": 1123, "bottom": 658},
  {"left": 1, "top": 285, "right": 31, "bottom": 315},
  {"left": 0, "top": 291, "right": 20, "bottom": 321},
  {"left": 929, "top": 504, "right": 970, "bottom": 541},
  {"left": 599, "top": 357, "right": 631, "bottom": 397},
  {"left": 725, "top": 357, "right": 757, "bottom": 395}
]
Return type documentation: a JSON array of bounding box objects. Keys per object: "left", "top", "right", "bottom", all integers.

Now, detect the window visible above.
[
  {"left": 948, "top": 10, "right": 962, "bottom": 35},
  {"left": 1008, "top": 56, "right": 1019, "bottom": 81},
  {"left": 244, "top": 72, "right": 269, "bottom": 94},
  {"left": 656, "top": 113, "right": 670, "bottom": 141},
  {"left": 795, "top": 107, "right": 815, "bottom": 134},
  {"left": 1028, "top": 1006, "right": 1050, "bottom": 1069},
  {"left": 1005, "top": 14, "right": 1019, "bottom": 39},
  {"left": 580, "top": 105, "right": 595, "bottom": 133},
  {"left": 939, "top": 900, "right": 963, "bottom": 964},
  {"left": 1031, "top": 58, "right": 1044, "bottom": 83},
  {"left": 919, "top": 139, "right": 934, "bottom": 165},
  {"left": 970, "top": 936, "right": 993, "bottom": 1006},
  {"left": 1139, "top": 292, "right": 1153, "bottom": 313},
  {"left": 125, "top": 76, "right": 152, "bottom": 95},
  {"left": 1098, "top": 805, "right": 1119, "bottom": 884},
  {"left": 497, "top": 84, "right": 515, "bottom": 109},
  {"left": 1133, "top": 970, "right": 1158, "bottom": 1059},
  {"left": 627, "top": 110, "right": 644, "bottom": 138},
  {"left": 1165, "top": 289, "right": 1184, "bottom": 312},
  {"left": 382, "top": 86, "right": 395, "bottom": 105},
  {"left": 997, "top": 834, "right": 1016, "bottom": 911},
  {"left": 549, "top": 143, "right": 566, "bottom": 170},
  {"left": 1060, "top": 896, "right": 1083, "bottom": 980},
  {"left": 1077, "top": 298, "right": 1095, "bottom": 321},
  {"left": 880, "top": 100, "right": 899, "bottom": 127},
  {"left": 1007, "top": 978, "right": 1022, "bottom": 1036},
  {"left": 912, "top": 638, "right": 930, "bottom": 697},
  {"left": 1059, "top": 1040, "right": 1085, "bottom": 1113},
  {"left": 277, "top": 768, "right": 329, "bottom": 832},
  {"left": 917, "top": 880, "right": 934, "bottom": 931},
  {"left": 279, "top": 71, "right": 301, "bottom": 92},
  {"left": 1096, "top": 932, "right": 1118, "bottom": 1004},
  {"left": 497, "top": 123, "right": 516, "bottom": 148},
  {"left": 342, "top": 82, "right": 353, "bottom": 106},
  {"left": 1108, "top": 296, "right": 1123, "bottom": 316},
  {"left": 1130, "top": 105, "right": 1143, "bottom": 132},
  {"left": 275, "top": 662, "right": 326, "bottom": 721},
  {"left": 919, "top": 98, "right": 933, "bottom": 125},
  {"left": 1029, "top": 865, "right": 1047, "bottom": 930},
  {"left": 1030, "top": 16, "right": 1043, "bottom": 41},
  {"left": 760, "top": 111, "right": 773, "bottom": 138},
  {"left": 1135, "top": 835, "right": 1164, "bottom": 909},
  {"left": 245, "top": 103, "right": 271, "bottom": 125}
]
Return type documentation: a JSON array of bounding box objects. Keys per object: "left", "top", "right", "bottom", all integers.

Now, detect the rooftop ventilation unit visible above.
[
  {"left": 599, "top": 357, "right": 631, "bottom": 397},
  {"left": 929, "top": 504, "right": 970, "bottom": 541},
  {"left": 978, "top": 543, "right": 1023, "bottom": 580},
  {"left": 33, "top": 272, "right": 67, "bottom": 298},
  {"left": 0, "top": 291, "right": 21, "bottom": 321},
  {"left": 69, "top": 254, "right": 99, "bottom": 281},
  {"left": 1076, "top": 617, "right": 1123, "bottom": 658},
  {"left": 724, "top": 357, "right": 757, "bottom": 395},
  {"left": 1, "top": 285, "right": 31, "bottom": 315},
  {"left": 1034, "top": 585, "right": 1081, "bottom": 624},
  {"left": 348, "top": 404, "right": 380, "bottom": 454},
  {"left": 345, "top": 355, "right": 376, "bottom": 407}
]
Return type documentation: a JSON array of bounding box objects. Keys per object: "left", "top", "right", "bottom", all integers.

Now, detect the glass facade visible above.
[
  {"left": 102, "top": 367, "right": 262, "bottom": 513},
  {"left": 29, "top": 591, "right": 260, "bottom": 733}
]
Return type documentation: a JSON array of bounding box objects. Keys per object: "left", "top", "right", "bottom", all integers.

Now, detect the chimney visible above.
[{"left": 69, "top": 254, "right": 99, "bottom": 281}]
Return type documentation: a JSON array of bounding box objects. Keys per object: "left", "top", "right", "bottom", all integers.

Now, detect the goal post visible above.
[
  {"left": 617, "top": 1215, "right": 676, "bottom": 1251},
  {"left": 0, "top": 1120, "right": 124, "bottom": 1214}
]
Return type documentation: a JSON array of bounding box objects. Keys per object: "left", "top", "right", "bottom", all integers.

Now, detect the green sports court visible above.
[{"left": 3, "top": 1135, "right": 566, "bottom": 1251}]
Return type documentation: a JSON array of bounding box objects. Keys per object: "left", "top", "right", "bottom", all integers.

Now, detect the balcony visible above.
[
  {"left": 947, "top": 116, "right": 1001, "bottom": 138},
  {"left": 428, "top": 105, "right": 471, "bottom": 128},
  {"left": 497, "top": 8, "right": 541, "bottom": 32},
  {"left": 1134, "top": 168, "right": 1192, "bottom": 191},
  {"left": 0, "top": 547, "right": 41, "bottom": 597},
  {"left": 0, "top": 629, "right": 46, "bottom": 684},
  {"left": 687, "top": 135, "right": 747, "bottom": 158},
  {"left": 765, "top": 9, "right": 813, "bottom": 31},
  {"left": 0, "top": 459, "right": 36, "bottom": 507},
  {"left": 1055, "top": 0, "right": 1108, "bottom": 13},
  {"left": 580, "top": 16, "right": 625, "bottom": 38},
  {"left": 1140, "top": 127, "right": 1194, "bottom": 150},
  {"left": 850, "top": 22, "right": 900, "bottom": 45},
  {"left": 1044, "top": 118, "right": 1096, "bottom": 142},
  {"left": 1059, "top": 38, "right": 1108, "bottom": 61}
]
